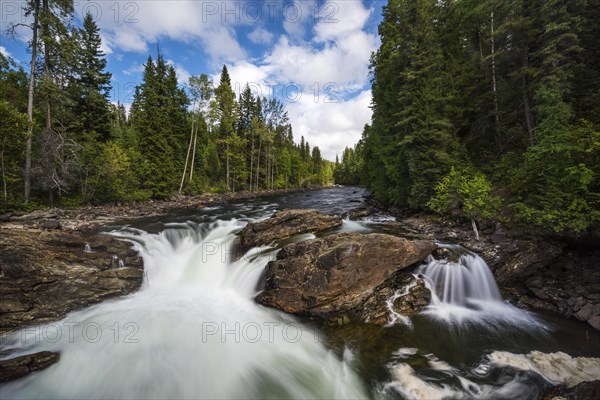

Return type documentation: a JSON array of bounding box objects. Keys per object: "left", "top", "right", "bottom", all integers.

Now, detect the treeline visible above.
[
  {"left": 1, "top": 2, "right": 331, "bottom": 210},
  {"left": 337, "top": 0, "right": 600, "bottom": 234}
]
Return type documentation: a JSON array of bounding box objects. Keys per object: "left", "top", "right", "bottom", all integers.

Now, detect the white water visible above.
[
  {"left": 488, "top": 350, "right": 600, "bottom": 387},
  {"left": 384, "top": 349, "right": 548, "bottom": 400},
  {"left": 417, "top": 245, "right": 545, "bottom": 327},
  {"left": 1, "top": 220, "right": 367, "bottom": 399}
]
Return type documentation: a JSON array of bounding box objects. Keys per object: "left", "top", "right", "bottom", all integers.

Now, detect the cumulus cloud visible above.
[
  {"left": 313, "top": 1, "right": 371, "bottom": 42},
  {"left": 0, "top": 46, "right": 11, "bottom": 58},
  {"left": 282, "top": 0, "right": 318, "bottom": 40},
  {"left": 286, "top": 90, "right": 373, "bottom": 160},
  {"left": 76, "top": 1, "right": 246, "bottom": 64},
  {"left": 248, "top": 27, "right": 274, "bottom": 45},
  {"left": 166, "top": 60, "right": 191, "bottom": 85}
]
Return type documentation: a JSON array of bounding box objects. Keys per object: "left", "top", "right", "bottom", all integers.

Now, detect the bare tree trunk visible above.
[
  {"left": 189, "top": 123, "right": 198, "bottom": 182},
  {"left": 249, "top": 135, "right": 254, "bottom": 192},
  {"left": 226, "top": 136, "right": 230, "bottom": 191},
  {"left": 25, "top": 0, "right": 40, "bottom": 203},
  {"left": 522, "top": 48, "right": 535, "bottom": 146},
  {"left": 255, "top": 138, "right": 261, "bottom": 190},
  {"left": 43, "top": 0, "right": 51, "bottom": 133},
  {"left": 1, "top": 134, "right": 8, "bottom": 211},
  {"left": 490, "top": 10, "right": 501, "bottom": 152},
  {"left": 471, "top": 219, "right": 480, "bottom": 241},
  {"left": 179, "top": 117, "right": 195, "bottom": 193}
]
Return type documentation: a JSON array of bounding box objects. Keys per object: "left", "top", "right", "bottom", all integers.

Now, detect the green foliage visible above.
[
  {"left": 130, "top": 54, "right": 190, "bottom": 198},
  {"left": 428, "top": 167, "right": 501, "bottom": 222},
  {"left": 96, "top": 142, "right": 150, "bottom": 202},
  {"left": 511, "top": 122, "right": 600, "bottom": 233}
]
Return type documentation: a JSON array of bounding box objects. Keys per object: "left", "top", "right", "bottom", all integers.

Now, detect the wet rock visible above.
[
  {"left": 588, "top": 316, "right": 600, "bottom": 331},
  {"left": 0, "top": 351, "right": 60, "bottom": 382},
  {"left": 574, "top": 303, "right": 600, "bottom": 322},
  {"left": 0, "top": 228, "right": 143, "bottom": 334},
  {"left": 392, "top": 279, "right": 432, "bottom": 315},
  {"left": 543, "top": 380, "right": 600, "bottom": 400},
  {"left": 237, "top": 209, "right": 342, "bottom": 250},
  {"left": 255, "top": 232, "right": 436, "bottom": 322}
]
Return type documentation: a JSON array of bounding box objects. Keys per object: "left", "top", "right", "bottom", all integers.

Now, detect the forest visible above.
[
  {"left": 0, "top": 1, "right": 332, "bottom": 210},
  {"left": 335, "top": 0, "right": 600, "bottom": 234}
]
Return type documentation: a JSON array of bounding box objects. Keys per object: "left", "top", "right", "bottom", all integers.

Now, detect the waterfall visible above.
[
  {"left": 420, "top": 245, "right": 501, "bottom": 306},
  {"left": 1, "top": 220, "right": 367, "bottom": 400},
  {"left": 417, "top": 244, "right": 545, "bottom": 327}
]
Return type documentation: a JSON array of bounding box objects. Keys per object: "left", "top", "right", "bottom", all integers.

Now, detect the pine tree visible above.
[
  {"left": 214, "top": 65, "right": 236, "bottom": 190},
  {"left": 130, "top": 54, "right": 190, "bottom": 198},
  {"left": 71, "top": 12, "right": 112, "bottom": 142}
]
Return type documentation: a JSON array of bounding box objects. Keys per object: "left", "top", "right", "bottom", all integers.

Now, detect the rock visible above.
[
  {"left": 237, "top": 209, "right": 342, "bottom": 250},
  {"left": 0, "top": 228, "right": 144, "bottom": 334},
  {"left": 0, "top": 351, "right": 60, "bottom": 382},
  {"left": 40, "top": 219, "right": 61, "bottom": 230},
  {"left": 588, "top": 316, "right": 600, "bottom": 331},
  {"left": 493, "top": 241, "right": 564, "bottom": 285},
  {"left": 255, "top": 232, "right": 436, "bottom": 322},
  {"left": 574, "top": 303, "right": 600, "bottom": 322},
  {"left": 543, "top": 380, "right": 600, "bottom": 400}
]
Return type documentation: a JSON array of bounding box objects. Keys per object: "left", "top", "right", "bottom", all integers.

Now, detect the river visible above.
[{"left": 1, "top": 186, "right": 599, "bottom": 399}]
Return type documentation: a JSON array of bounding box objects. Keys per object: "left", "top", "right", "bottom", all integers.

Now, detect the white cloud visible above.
[
  {"left": 167, "top": 59, "right": 191, "bottom": 85},
  {"left": 264, "top": 31, "right": 376, "bottom": 93},
  {"left": 282, "top": 0, "right": 318, "bottom": 40},
  {"left": 248, "top": 27, "right": 274, "bottom": 45},
  {"left": 0, "top": 46, "right": 11, "bottom": 58},
  {"left": 286, "top": 90, "right": 373, "bottom": 160},
  {"left": 123, "top": 63, "right": 144, "bottom": 76},
  {"left": 79, "top": 1, "right": 246, "bottom": 65},
  {"left": 314, "top": 1, "right": 371, "bottom": 42},
  {"left": 99, "top": 35, "right": 113, "bottom": 55}
]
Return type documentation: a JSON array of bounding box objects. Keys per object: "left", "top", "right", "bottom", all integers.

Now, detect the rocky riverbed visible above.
[{"left": 1, "top": 187, "right": 599, "bottom": 389}]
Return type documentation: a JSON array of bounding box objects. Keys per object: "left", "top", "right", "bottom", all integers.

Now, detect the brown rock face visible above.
[
  {"left": 255, "top": 232, "right": 436, "bottom": 321},
  {"left": 0, "top": 228, "right": 143, "bottom": 334},
  {"left": 237, "top": 209, "right": 342, "bottom": 250},
  {"left": 0, "top": 351, "right": 60, "bottom": 382}
]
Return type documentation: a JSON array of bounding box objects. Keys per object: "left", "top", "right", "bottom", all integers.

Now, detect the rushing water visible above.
[{"left": 1, "top": 187, "right": 599, "bottom": 399}]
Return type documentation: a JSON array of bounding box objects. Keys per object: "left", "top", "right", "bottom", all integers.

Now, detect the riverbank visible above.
[
  {"left": 0, "top": 186, "right": 328, "bottom": 232},
  {"left": 350, "top": 197, "right": 600, "bottom": 332}
]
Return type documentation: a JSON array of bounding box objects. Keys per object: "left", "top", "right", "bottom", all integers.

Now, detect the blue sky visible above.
[{"left": 1, "top": 0, "right": 384, "bottom": 160}]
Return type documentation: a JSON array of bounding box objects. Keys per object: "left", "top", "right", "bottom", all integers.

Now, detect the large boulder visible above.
[
  {"left": 255, "top": 232, "right": 436, "bottom": 323},
  {"left": 0, "top": 228, "right": 143, "bottom": 334},
  {"left": 237, "top": 209, "right": 342, "bottom": 250}
]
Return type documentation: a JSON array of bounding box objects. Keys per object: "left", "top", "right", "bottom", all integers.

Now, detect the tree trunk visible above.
[
  {"left": 471, "top": 219, "right": 480, "bottom": 241},
  {"left": 255, "top": 138, "right": 262, "bottom": 190},
  {"left": 25, "top": 0, "right": 40, "bottom": 203},
  {"left": 226, "top": 136, "right": 230, "bottom": 190},
  {"left": 249, "top": 135, "right": 254, "bottom": 192},
  {"left": 1, "top": 134, "right": 8, "bottom": 211},
  {"left": 43, "top": 0, "right": 52, "bottom": 132},
  {"left": 522, "top": 48, "right": 535, "bottom": 147},
  {"left": 490, "top": 10, "right": 502, "bottom": 152},
  {"left": 189, "top": 122, "right": 198, "bottom": 182},
  {"left": 179, "top": 116, "right": 195, "bottom": 193}
]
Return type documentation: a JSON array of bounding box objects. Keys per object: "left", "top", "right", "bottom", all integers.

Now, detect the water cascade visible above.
[
  {"left": 417, "top": 244, "right": 544, "bottom": 326},
  {"left": 1, "top": 220, "right": 367, "bottom": 399}
]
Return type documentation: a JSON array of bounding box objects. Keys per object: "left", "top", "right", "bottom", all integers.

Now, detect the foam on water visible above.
[{"left": 1, "top": 220, "right": 367, "bottom": 400}]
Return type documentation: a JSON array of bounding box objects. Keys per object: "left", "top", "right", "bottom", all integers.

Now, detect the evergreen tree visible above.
[
  {"left": 70, "top": 12, "right": 112, "bottom": 142},
  {"left": 214, "top": 65, "right": 237, "bottom": 190},
  {"left": 130, "top": 54, "right": 190, "bottom": 198}
]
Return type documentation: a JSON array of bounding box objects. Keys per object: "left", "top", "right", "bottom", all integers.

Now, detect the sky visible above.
[{"left": 0, "top": 0, "right": 384, "bottom": 160}]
